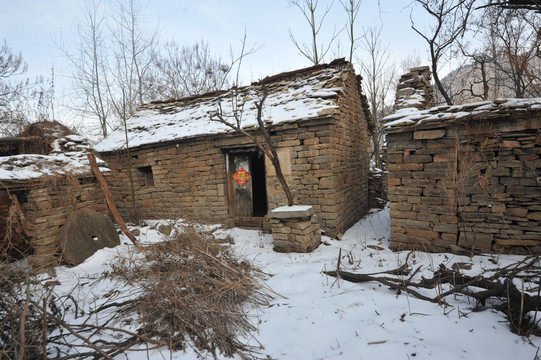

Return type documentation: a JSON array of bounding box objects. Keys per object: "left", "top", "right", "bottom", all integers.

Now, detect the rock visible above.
[
  {"left": 451, "top": 262, "right": 472, "bottom": 270},
  {"left": 158, "top": 224, "right": 172, "bottom": 236},
  {"left": 131, "top": 228, "right": 141, "bottom": 236},
  {"left": 60, "top": 208, "right": 120, "bottom": 265},
  {"left": 449, "top": 244, "right": 469, "bottom": 256}
]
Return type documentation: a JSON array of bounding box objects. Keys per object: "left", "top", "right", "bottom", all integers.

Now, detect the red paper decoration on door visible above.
[{"left": 233, "top": 167, "right": 251, "bottom": 185}]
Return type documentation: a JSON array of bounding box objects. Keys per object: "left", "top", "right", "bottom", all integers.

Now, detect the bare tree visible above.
[
  {"left": 210, "top": 87, "right": 294, "bottom": 207},
  {"left": 56, "top": 0, "right": 111, "bottom": 137},
  {"left": 0, "top": 42, "right": 59, "bottom": 137},
  {"left": 150, "top": 39, "right": 231, "bottom": 100},
  {"left": 59, "top": 0, "right": 250, "bottom": 140},
  {"left": 34, "top": 69, "right": 56, "bottom": 123},
  {"left": 450, "top": 4, "right": 541, "bottom": 101},
  {"left": 59, "top": 0, "right": 160, "bottom": 138},
  {"left": 400, "top": 50, "right": 425, "bottom": 74},
  {"left": 110, "top": 0, "right": 158, "bottom": 117},
  {"left": 0, "top": 40, "right": 30, "bottom": 136},
  {"left": 359, "top": 26, "right": 396, "bottom": 169},
  {"left": 0, "top": 40, "right": 27, "bottom": 104},
  {"left": 478, "top": 0, "right": 541, "bottom": 12},
  {"left": 288, "top": 0, "right": 342, "bottom": 65},
  {"left": 482, "top": 6, "right": 541, "bottom": 97},
  {"left": 442, "top": 5, "right": 500, "bottom": 103},
  {"left": 340, "top": 0, "right": 362, "bottom": 63},
  {"left": 410, "top": 0, "right": 476, "bottom": 105},
  {"left": 210, "top": 35, "right": 294, "bottom": 206},
  {"left": 453, "top": 52, "right": 492, "bottom": 101}
]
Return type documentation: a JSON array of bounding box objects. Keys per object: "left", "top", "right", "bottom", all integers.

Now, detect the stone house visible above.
[
  {"left": 95, "top": 59, "right": 372, "bottom": 237},
  {"left": 0, "top": 121, "right": 109, "bottom": 268},
  {"left": 384, "top": 68, "right": 541, "bottom": 254}
]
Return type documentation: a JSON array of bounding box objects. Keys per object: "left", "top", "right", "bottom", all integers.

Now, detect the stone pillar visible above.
[
  {"left": 392, "top": 66, "right": 435, "bottom": 114},
  {"left": 270, "top": 205, "right": 321, "bottom": 253}
]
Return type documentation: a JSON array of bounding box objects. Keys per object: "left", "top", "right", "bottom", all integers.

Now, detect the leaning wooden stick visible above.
[{"left": 87, "top": 153, "right": 143, "bottom": 251}]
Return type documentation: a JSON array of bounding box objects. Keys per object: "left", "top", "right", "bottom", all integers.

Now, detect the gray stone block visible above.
[{"left": 60, "top": 208, "right": 120, "bottom": 265}]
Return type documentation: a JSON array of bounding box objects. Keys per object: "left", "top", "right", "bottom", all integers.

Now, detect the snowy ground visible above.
[{"left": 45, "top": 207, "right": 541, "bottom": 359}]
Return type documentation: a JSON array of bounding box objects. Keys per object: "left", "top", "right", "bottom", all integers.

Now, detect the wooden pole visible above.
[{"left": 87, "top": 153, "right": 143, "bottom": 251}]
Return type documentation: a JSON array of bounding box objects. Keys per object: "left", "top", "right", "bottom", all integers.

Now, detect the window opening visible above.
[{"left": 138, "top": 166, "right": 154, "bottom": 187}]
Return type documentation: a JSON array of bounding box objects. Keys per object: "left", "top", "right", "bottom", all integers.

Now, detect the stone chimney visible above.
[{"left": 394, "top": 66, "right": 435, "bottom": 111}]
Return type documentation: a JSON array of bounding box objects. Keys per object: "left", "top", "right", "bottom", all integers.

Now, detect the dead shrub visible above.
[
  {"left": 15, "top": 121, "right": 75, "bottom": 155},
  {"left": 107, "top": 224, "right": 272, "bottom": 358},
  {"left": 1, "top": 191, "right": 34, "bottom": 263},
  {"left": 0, "top": 266, "right": 57, "bottom": 360}
]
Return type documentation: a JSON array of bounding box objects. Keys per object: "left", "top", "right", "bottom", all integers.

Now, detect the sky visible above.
[{"left": 0, "top": 0, "right": 436, "bottom": 129}]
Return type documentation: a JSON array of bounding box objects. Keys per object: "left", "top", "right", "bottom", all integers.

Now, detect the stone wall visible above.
[
  {"left": 104, "top": 137, "right": 229, "bottom": 223},
  {"left": 368, "top": 169, "right": 388, "bottom": 209},
  {"left": 101, "top": 67, "right": 370, "bottom": 238},
  {"left": 18, "top": 176, "right": 108, "bottom": 268},
  {"left": 386, "top": 113, "right": 541, "bottom": 254},
  {"left": 265, "top": 69, "right": 370, "bottom": 236},
  {"left": 333, "top": 71, "right": 371, "bottom": 234}
]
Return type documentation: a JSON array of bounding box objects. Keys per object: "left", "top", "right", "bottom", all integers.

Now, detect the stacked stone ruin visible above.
[
  {"left": 22, "top": 180, "right": 109, "bottom": 267},
  {"left": 384, "top": 68, "right": 541, "bottom": 254},
  {"left": 0, "top": 123, "right": 110, "bottom": 268},
  {"left": 391, "top": 66, "right": 435, "bottom": 114}
]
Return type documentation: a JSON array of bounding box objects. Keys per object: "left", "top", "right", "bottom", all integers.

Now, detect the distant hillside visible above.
[{"left": 439, "top": 55, "right": 541, "bottom": 105}]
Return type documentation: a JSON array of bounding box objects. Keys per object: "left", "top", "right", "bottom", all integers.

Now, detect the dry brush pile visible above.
[
  {"left": 105, "top": 225, "right": 273, "bottom": 358},
  {"left": 0, "top": 268, "right": 57, "bottom": 359},
  {"left": 0, "top": 224, "right": 273, "bottom": 359}
]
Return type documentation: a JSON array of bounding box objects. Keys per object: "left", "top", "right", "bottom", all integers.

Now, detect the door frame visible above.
[{"left": 225, "top": 148, "right": 268, "bottom": 223}]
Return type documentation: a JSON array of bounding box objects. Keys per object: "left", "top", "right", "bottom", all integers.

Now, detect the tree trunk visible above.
[{"left": 432, "top": 55, "right": 453, "bottom": 105}]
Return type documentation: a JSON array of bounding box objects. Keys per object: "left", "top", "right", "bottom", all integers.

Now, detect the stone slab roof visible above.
[
  {"left": 0, "top": 133, "right": 108, "bottom": 184},
  {"left": 95, "top": 59, "right": 352, "bottom": 153},
  {"left": 383, "top": 97, "right": 541, "bottom": 133}
]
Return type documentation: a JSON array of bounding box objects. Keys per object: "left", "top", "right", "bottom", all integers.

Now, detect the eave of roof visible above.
[{"left": 383, "top": 98, "right": 541, "bottom": 133}]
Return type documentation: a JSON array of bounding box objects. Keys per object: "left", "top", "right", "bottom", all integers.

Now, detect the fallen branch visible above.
[
  {"left": 325, "top": 257, "right": 541, "bottom": 336},
  {"left": 48, "top": 316, "right": 114, "bottom": 360},
  {"left": 325, "top": 269, "right": 443, "bottom": 304},
  {"left": 87, "top": 153, "right": 143, "bottom": 251}
]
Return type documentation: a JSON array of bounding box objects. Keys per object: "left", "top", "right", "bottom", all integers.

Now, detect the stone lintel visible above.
[
  {"left": 410, "top": 66, "right": 430, "bottom": 72},
  {"left": 413, "top": 129, "right": 446, "bottom": 140},
  {"left": 270, "top": 205, "right": 314, "bottom": 219}
]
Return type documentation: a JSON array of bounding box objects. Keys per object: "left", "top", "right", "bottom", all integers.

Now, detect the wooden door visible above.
[{"left": 228, "top": 153, "right": 253, "bottom": 217}]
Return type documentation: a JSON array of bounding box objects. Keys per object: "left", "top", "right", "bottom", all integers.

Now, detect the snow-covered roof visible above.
[
  {"left": 95, "top": 59, "right": 352, "bottom": 153},
  {"left": 383, "top": 98, "right": 541, "bottom": 131},
  {"left": 0, "top": 134, "right": 108, "bottom": 183}
]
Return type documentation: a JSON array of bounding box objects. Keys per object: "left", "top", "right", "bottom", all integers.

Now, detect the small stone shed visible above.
[
  {"left": 95, "top": 59, "right": 372, "bottom": 237},
  {"left": 0, "top": 121, "right": 109, "bottom": 268},
  {"left": 384, "top": 70, "right": 541, "bottom": 253}
]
